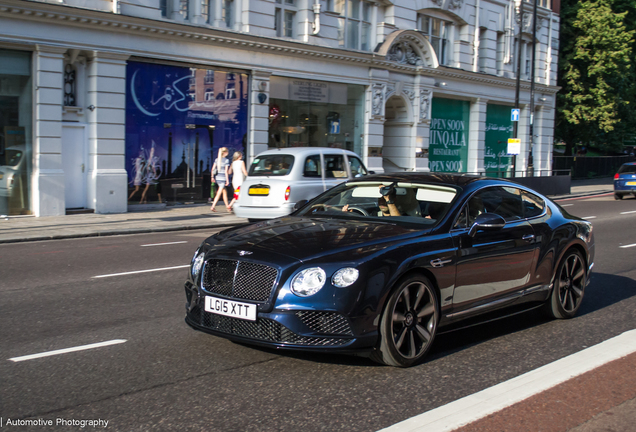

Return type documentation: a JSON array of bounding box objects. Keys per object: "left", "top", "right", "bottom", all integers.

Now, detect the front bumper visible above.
[{"left": 184, "top": 281, "right": 377, "bottom": 354}]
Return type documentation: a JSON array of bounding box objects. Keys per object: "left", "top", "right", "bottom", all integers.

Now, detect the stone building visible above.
[{"left": 0, "top": 0, "right": 560, "bottom": 215}]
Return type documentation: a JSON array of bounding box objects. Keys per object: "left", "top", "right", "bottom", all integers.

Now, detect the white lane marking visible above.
[
  {"left": 378, "top": 329, "right": 636, "bottom": 432},
  {"left": 93, "top": 265, "right": 189, "bottom": 279},
  {"left": 8, "top": 340, "right": 127, "bottom": 363},
  {"left": 582, "top": 216, "right": 597, "bottom": 219},
  {"left": 619, "top": 243, "right": 636, "bottom": 249},
  {"left": 141, "top": 241, "right": 188, "bottom": 247},
  {"left": 620, "top": 210, "right": 636, "bottom": 215},
  {"left": 560, "top": 204, "right": 573, "bottom": 207}
]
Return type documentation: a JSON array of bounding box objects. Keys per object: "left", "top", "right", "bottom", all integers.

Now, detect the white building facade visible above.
[{"left": 0, "top": 0, "right": 560, "bottom": 216}]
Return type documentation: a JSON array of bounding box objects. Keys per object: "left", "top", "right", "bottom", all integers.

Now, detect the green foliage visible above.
[{"left": 556, "top": 0, "right": 636, "bottom": 154}]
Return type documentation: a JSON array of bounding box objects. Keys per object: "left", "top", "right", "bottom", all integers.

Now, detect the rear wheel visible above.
[
  {"left": 371, "top": 275, "right": 439, "bottom": 367},
  {"left": 615, "top": 193, "right": 623, "bottom": 200},
  {"left": 545, "top": 250, "right": 586, "bottom": 319}
]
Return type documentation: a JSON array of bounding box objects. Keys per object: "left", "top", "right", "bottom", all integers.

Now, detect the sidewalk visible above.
[{"left": 0, "top": 177, "right": 615, "bottom": 244}]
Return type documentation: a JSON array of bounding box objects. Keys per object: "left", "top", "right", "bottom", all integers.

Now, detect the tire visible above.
[
  {"left": 614, "top": 193, "right": 622, "bottom": 200},
  {"left": 544, "top": 250, "right": 586, "bottom": 319},
  {"left": 371, "top": 275, "right": 439, "bottom": 367}
]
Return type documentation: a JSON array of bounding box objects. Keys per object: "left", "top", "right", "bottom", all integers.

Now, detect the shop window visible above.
[
  {"left": 275, "top": 0, "right": 296, "bottom": 38},
  {"left": 0, "top": 49, "right": 33, "bottom": 216},
  {"left": 417, "top": 14, "right": 452, "bottom": 66},
  {"left": 335, "top": 0, "right": 373, "bottom": 51}
]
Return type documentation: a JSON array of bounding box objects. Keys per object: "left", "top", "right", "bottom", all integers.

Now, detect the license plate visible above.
[
  {"left": 204, "top": 296, "right": 257, "bottom": 321},
  {"left": 626, "top": 182, "right": 636, "bottom": 186},
  {"left": 249, "top": 187, "right": 269, "bottom": 196}
]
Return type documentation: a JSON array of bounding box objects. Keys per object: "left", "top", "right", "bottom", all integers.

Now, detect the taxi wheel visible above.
[{"left": 372, "top": 275, "right": 438, "bottom": 367}]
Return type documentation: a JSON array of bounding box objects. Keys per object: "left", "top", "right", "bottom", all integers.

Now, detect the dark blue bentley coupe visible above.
[{"left": 184, "top": 173, "right": 595, "bottom": 367}]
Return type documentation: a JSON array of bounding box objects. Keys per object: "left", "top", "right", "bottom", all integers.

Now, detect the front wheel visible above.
[
  {"left": 371, "top": 275, "right": 439, "bottom": 367},
  {"left": 544, "top": 250, "right": 586, "bottom": 319}
]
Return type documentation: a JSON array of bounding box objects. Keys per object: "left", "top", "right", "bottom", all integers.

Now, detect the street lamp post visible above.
[
  {"left": 528, "top": 0, "right": 538, "bottom": 175},
  {"left": 512, "top": 0, "right": 524, "bottom": 178}
]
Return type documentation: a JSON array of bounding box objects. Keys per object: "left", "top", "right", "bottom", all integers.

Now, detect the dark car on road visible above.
[
  {"left": 614, "top": 162, "right": 636, "bottom": 200},
  {"left": 184, "top": 173, "right": 595, "bottom": 367}
]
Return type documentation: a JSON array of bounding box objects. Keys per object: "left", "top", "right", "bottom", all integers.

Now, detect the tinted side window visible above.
[
  {"left": 348, "top": 156, "right": 367, "bottom": 177},
  {"left": 303, "top": 155, "right": 322, "bottom": 178},
  {"left": 324, "top": 155, "right": 347, "bottom": 178},
  {"left": 618, "top": 164, "right": 636, "bottom": 174},
  {"left": 522, "top": 191, "right": 545, "bottom": 218},
  {"left": 491, "top": 187, "right": 523, "bottom": 221}
]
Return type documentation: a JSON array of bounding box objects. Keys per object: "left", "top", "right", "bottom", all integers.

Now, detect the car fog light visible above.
[
  {"left": 191, "top": 251, "right": 205, "bottom": 279},
  {"left": 332, "top": 268, "right": 359, "bottom": 288},
  {"left": 291, "top": 267, "right": 326, "bottom": 297}
]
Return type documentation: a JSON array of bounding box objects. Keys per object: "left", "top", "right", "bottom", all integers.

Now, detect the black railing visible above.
[{"left": 553, "top": 155, "right": 635, "bottom": 179}]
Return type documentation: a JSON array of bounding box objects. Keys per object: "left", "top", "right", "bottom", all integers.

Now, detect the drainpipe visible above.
[{"left": 312, "top": 0, "right": 321, "bottom": 35}]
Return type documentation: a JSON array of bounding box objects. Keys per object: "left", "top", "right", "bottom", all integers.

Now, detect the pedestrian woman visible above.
[
  {"left": 210, "top": 147, "right": 231, "bottom": 212},
  {"left": 228, "top": 151, "right": 248, "bottom": 210}
]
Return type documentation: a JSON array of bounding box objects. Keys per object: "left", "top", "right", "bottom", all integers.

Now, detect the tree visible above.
[{"left": 555, "top": 0, "right": 635, "bottom": 154}]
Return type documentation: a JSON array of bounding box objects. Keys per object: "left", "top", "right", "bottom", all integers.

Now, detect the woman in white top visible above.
[{"left": 228, "top": 151, "right": 248, "bottom": 210}]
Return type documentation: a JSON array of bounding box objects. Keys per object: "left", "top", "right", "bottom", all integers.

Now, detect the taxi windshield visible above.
[{"left": 248, "top": 155, "right": 294, "bottom": 176}]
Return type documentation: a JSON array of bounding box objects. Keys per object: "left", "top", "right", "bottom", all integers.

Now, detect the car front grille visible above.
[
  {"left": 202, "top": 259, "right": 278, "bottom": 302},
  {"left": 295, "top": 311, "right": 353, "bottom": 336},
  {"left": 187, "top": 307, "right": 351, "bottom": 347}
]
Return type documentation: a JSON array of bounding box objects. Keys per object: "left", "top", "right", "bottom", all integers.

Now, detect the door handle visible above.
[
  {"left": 81, "top": 163, "right": 85, "bottom": 173},
  {"left": 522, "top": 234, "right": 535, "bottom": 242},
  {"left": 431, "top": 258, "right": 453, "bottom": 268}
]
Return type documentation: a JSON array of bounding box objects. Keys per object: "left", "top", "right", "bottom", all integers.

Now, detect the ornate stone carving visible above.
[
  {"left": 403, "top": 89, "right": 416, "bottom": 100},
  {"left": 372, "top": 84, "right": 385, "bottom": 118},
  {"left": 448, "top": 0, "right": 463, "bottom": 10},
  {"left": 386, "top": 41, "right": 423, "bottom": 66},
  {"left": 432, "top": 0, "right": 443, "bottom": 5},
  {"left": 419, "top": 89, "right": 431, "bottom": 121}
]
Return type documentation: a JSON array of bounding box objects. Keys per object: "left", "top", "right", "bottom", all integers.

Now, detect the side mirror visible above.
[
  {"left": 293, "top": 200, "right": 309, "bottom": 211},
  {"left": 468, "top": 213, "right": 506, "bottom": 237}
]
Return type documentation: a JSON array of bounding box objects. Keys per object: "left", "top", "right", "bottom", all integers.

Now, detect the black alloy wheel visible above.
[
  {"left": 372, "top": 275, "right": 439, "bottom": 367},
  {"left": 545, "top": 250, "right": 586, "bottom": 319}
]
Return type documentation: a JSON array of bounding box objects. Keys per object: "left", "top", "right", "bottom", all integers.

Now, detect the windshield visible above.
[
  {"left": 248, "top": 155, "right": 294, "bottom": 176},
  {"left": 295, "top": 181, "right": 459, "bottom": 227}
]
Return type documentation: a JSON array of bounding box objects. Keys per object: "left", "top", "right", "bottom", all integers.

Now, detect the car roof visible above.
[
  {"left": 621, "top": 162, "right": 636, "bottom": 166},
  {"left": 253, "top": 147, "right": 360, "bottom": 157}
]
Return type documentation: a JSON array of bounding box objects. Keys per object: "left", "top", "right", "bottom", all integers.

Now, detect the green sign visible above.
[
  {"left": 484, "top": 104, "right": 513, "bottom": 176},
  {"left": 428, "top": 98, "right": 470, "bottom": 173}
]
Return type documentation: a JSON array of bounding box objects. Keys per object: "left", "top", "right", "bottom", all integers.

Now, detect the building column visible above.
[
  {"left": 33, "top": 45, "right": 65, "bottom": 217},
  {"left": 366, "top": 68, "right": 389, "bottom": 173},
  {"left": 534, "top": 97, "right": 555, "bottom": 175},
  {"left": 517, "top": 103, "right": 530, "bottom": 176},
  {"left": 248, "top": 69, "right": 271, "bottom": 164},
  {"left": 414, "top": 74, "right": 434, "bottom": 172},
  {"left": 468, "top": 98, "right": 488, "bottom": 174},
  {"left": 86, "top": 51, "right": 130, "bottom": 213}
]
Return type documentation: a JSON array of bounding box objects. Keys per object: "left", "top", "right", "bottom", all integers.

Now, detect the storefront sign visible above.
[
  {"left": 290, "top": 80, "right": 329, "bottom": 103},
  {"left": 485, "top": 104, "right": 514, "bottom": 176},
  {"left": 428, "top": 98, "right": 469, "bottom": 173}
]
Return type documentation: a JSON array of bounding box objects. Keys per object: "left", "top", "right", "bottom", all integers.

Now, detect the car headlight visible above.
[
  {"left": 332, "top": 268, "right": 359, "bottom": 288},
  {"left": 291, "top": 267, "right": 326, "bottom": 297},
  {"left": 191, "top": 250, "right": 206, "bottom": 279}
]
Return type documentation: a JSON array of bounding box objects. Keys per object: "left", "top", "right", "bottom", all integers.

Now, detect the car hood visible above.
[{"left": 206, "top": 216, "right": 427, "bottom": 263}]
